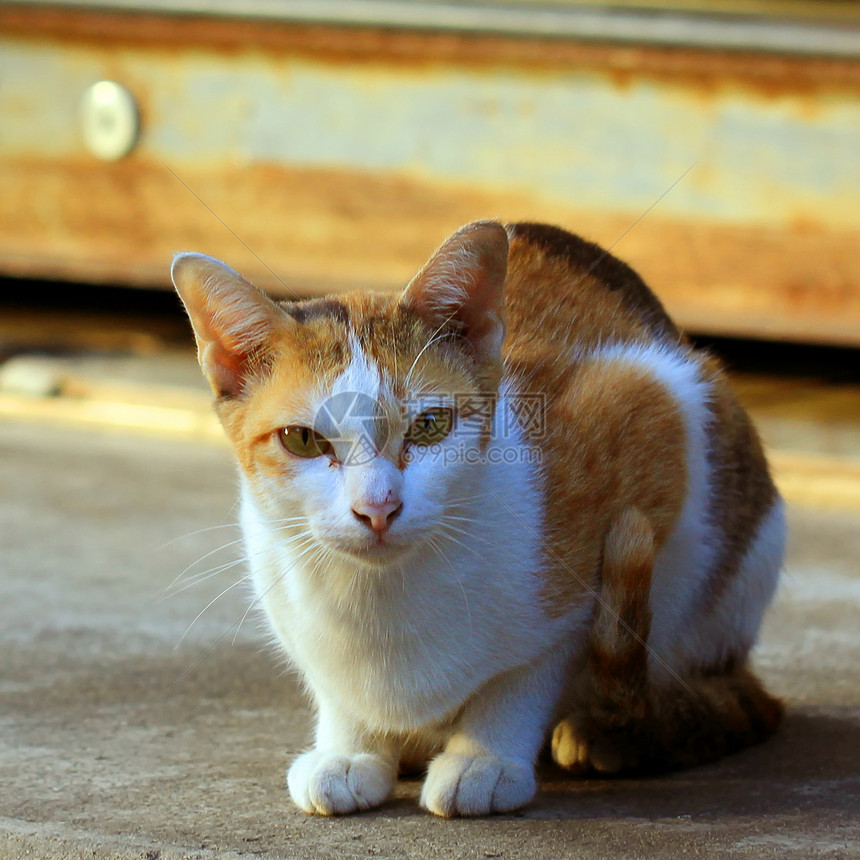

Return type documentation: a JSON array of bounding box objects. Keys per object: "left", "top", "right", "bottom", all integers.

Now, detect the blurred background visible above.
[
  {"left": 2, "top": 5, "right": 860, "bottom": 855},
  {"left": 2, "top": 0, "right": 859, "bottom": 328}
]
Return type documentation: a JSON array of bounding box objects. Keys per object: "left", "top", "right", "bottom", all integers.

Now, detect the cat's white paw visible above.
[
  {"left": 287, "top": 750, "right": 395, "bottom": 815},
  {"left": 419, "top": 752, "right": 536, "bottom": 817}
]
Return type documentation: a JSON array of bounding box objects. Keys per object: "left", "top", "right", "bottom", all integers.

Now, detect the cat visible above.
[{"left": 171, "top": 220, "right": 784, "bottom": 817}]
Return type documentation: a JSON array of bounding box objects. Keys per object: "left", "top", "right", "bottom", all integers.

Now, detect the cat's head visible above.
[{"left": 172, "top": 221, "right": 509, "bottom": 567}]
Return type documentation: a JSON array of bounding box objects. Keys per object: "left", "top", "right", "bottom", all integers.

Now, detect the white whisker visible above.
[
  {"left": 436, "top": 525, "right": 487, "bottom": 560},
  {"left": 426, "top": 534, "right": 473, "bottom": 642},
  {"left": 175, "top": 574, "right": 253, "bottom": 648},
  {"left": 162, "top": 536, "right": 248, "bottom": 595},
  {"left": 403, "top": 313, "right": 459, "bottom": 390},
  {"left": 162, "top": 557, "right": 248, "bottom": 599},
  {"left": 158, "top": 521, "right": 241, "bottom": 549}
]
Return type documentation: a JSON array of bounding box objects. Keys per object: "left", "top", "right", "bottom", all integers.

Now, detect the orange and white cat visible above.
[{"left": 172, "top": 221, "right": 784, "bottom": 817}]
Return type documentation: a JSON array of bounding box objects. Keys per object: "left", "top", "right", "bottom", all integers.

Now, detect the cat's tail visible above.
[{"left": 552, "top": 507, "right": 783, "bottom": 775}]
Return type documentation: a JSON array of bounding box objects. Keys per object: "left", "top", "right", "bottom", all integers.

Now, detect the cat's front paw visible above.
[
  {"left": 287, "top": 750, "right": 395, "bottom": 815},
  {"left": 420, "top": 752, "right": 536, "bottom": 817}
]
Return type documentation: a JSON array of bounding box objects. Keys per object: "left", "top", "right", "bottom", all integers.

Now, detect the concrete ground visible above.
[{"left": 1, "top": 333, "right": 860, "bottom": 858}]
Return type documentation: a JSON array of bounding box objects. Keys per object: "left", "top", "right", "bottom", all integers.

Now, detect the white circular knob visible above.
[{"left": 80, "top": 80, "right": 139, "bottom": 161}]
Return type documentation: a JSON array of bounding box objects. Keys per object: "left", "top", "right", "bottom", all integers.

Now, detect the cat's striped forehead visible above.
[
  {"left": 274, "top": 290, "right": 477, "bottom": 396},
  {"left": 227, "top": 291, "right": 482, "bottom": 453},
  {"left": 220, "top": 290, "right": 480, "bottom": 462}
]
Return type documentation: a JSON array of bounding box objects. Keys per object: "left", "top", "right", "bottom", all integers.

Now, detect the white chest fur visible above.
[{"left": 239, "top": 401, "right": 571, "bottom": 734}]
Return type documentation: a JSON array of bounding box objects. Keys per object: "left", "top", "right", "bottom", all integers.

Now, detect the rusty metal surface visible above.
[
  {"left": 13, "top": 0, "right": 860, "bottom": 57},
  {"left": 1, "top": 6, "right": 859, "bottom": 344}
]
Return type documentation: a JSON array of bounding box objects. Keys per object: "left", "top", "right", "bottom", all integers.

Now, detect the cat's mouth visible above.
[{"left": 331, "top": 535, "right": 414, "bottom": 567}]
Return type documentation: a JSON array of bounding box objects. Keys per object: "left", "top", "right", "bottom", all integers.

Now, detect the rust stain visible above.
[
  {"left": 2, "top": 156, "right": 859, "bottom": 345},
  {"left": 3, "top": 5, "right": 859, "bottom": 345},
  {"left": 3, "top": 6, "right": 860, "bottom": 99}
]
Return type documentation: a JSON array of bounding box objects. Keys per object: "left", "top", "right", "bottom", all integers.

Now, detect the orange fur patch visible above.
[{"left": 217, "top": 289, "right": 497, "bottom": 483}]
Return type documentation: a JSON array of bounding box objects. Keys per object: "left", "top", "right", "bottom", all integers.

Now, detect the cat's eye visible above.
[
  {"left": 405, "top": 408, "right": 454, "bottom": 446},
  {"left": 278, "top": 426, "right": 332, "bottom": 459}
]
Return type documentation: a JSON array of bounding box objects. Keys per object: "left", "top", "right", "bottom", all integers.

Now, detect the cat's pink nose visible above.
[{"left": 351, "top": 499, "right": 403, "bottom": 535}]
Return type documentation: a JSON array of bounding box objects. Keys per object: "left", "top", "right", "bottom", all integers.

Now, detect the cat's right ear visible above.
[
  {"left": 171, "top": 253, "right": 287, "bottom": 399},
  {"left": 400, "top": 220, "right": 508, "bottom": 366}
]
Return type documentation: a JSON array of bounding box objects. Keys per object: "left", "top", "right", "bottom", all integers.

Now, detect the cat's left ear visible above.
[
  {"left": 400, "top": 220, "right": 509, "bottom": 364},
  {"left": 171, "top": 253, "right": 288, "bottom": 398}
]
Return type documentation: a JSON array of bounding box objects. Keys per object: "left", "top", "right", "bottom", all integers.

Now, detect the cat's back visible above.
[{"left": 502, "top": 222, "right": 680, "bottom": 368}]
